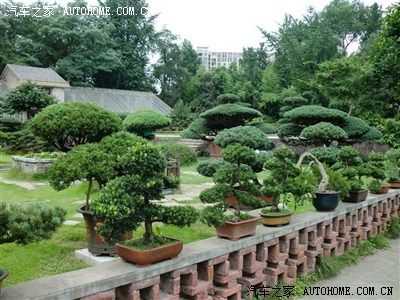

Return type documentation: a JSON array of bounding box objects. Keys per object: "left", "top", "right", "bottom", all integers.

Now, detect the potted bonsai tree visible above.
[
  {"left": 297, "top": 151, "right": 350, "bottom": 211},
  {"left": 331, "top": 147, "right": 369, "bottom": 203},
  {"left": 48, "top": 132, "right": 147, "bottom": 255},
  {"left": 0, "top": 203, "right": 66, "bottom": 291},
  {"left": 260, "top": 146, "right": 316, "bottom": 226},
  {"left": 199, "top": 144, "right": 264, "bottom": 240},
  {"left": 386, "top": 148, "right": 400, "bottom": 188},
  {"left": 366, "top": 152, "right": 390, "bottom": 194},
  {"left": 91, "top": 141, "right": 198, "bottom": 266}
]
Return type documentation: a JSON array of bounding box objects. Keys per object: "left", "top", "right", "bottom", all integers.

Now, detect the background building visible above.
[{"left": 197, "top": 47, "right": 242, "bottom": 70}]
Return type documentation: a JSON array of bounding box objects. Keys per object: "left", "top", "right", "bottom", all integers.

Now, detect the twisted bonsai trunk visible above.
[
  {"left": 85, "top": 177, "right": 93, "bottom": 211},
  {"left": 296, "top": 152, "right": 328, "bottom": 192}
]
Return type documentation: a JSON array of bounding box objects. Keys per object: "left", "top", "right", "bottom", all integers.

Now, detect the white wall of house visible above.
[
  {"left": 3, "top": 70, "right": 20, "bottom": 89},
  {"left": 50, "top": 87, "right": 65, "bottom": 102}
]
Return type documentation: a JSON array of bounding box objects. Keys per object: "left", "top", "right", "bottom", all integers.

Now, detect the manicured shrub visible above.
[
  {"left": 0, "top": 202, "right": 66, "bottom": 244},
  {"left": 359, "top": 127, "right": 383, "bottom": 142},
  {"left": 157, "top": 141, "right": 197, "bottom": 166},
  {"left": 283, "top": 105, "right": 347, "bottom": 126},
  {"left": 123, "top": 109, "right": 171, "bottom": 139},
  {"left": 253, "top": 122, "right": 278, "bottom": 134},
  {"left": 301, "top": 122, "right": 348, "bottom": 145},
  {"left": 342, "top": 116, "right": 370, "bottom": 139},
  {"left": 197, "top": 159, "right": 228, "bottom": 177},
  {"left": 216, "top": 93, "right": 240, "bottom": 104},
  {"left": 213, "top": 126, "right": 275, "bottom": 150},
  {"left": 180, "top": 118, "right": 212, "bottom": 139},
  {"left": 199, "top": 104, "right": 262, "bottom": 130},
  {"left": 29, "top": 102, "right": 122, "bottom": 152},
  {"left": 0, "top": 116, "right": 23, "bottom": 132},
  {"left": 116, "top": 112, "right": 129, "bottom": 121},
  {"left": 309, "top": 147, "right": 340, "bottom": 166},
  {"left": 6, "top": 128, "right": 53, "bottom": 151}
]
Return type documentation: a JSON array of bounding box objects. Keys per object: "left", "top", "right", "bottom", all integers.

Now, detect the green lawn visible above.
[{"left": 0, "top": 149, "right": 14, "bottom": 165}]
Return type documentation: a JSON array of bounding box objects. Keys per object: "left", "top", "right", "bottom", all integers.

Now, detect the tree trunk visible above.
[
  {"left": 296, "top": 152, "right": 329, "bottom": 192},
  {"left": 143, "top": 197, "right": 155, "bottom": 242}
]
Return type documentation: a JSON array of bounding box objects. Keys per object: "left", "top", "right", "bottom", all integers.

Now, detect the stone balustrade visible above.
[{"left": 2, "top": 190, "right": 399, "bottom": 300}]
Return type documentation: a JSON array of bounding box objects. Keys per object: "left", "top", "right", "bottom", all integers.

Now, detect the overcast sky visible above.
[{"left": 14, "top": 0, "right": 397, "bottom": 52}]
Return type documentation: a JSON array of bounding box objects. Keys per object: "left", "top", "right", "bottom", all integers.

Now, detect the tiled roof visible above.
[
  {"left": 3, "top": 64, "right": 69, "bottom": 85},
  {"left": 64, "top": 86, "right": 172, "bottom": 115}
]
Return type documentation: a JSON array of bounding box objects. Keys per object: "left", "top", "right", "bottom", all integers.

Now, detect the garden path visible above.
[{"left": 0, "top": 174, "right": 48, "bottom": 190}]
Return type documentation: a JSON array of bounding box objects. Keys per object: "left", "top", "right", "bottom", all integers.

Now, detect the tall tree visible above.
[
  {"left": 369, "top": 3, "right": 400, "bottom": 118},
  {"left": 153, "top": 33, "right": 200, "bottom": 107}
]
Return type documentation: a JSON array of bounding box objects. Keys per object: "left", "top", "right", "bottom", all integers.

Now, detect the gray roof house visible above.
[{"left": 0, "top": 64, "right": 172, "bottom": 120}]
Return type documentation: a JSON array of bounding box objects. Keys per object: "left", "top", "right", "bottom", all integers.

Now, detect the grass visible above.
[
  {"left": 0, "top": 149, "right": 14, "bottom": 165},
  {"left": 180, "top": 160, "right": 214, "bottom": 185}
]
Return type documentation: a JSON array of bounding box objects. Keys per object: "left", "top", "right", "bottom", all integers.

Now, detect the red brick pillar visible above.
[
  {"left": 335, "top": 215, "right": 351, "bottom": 254},
  {"left": 116, "top": 276, "right": 160, "bottom": 300}
]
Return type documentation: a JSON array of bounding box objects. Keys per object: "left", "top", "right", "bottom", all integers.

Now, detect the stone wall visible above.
[
  {"left": 11, "top": 156, "right": 53, "bottom": 174},
  {"left": 2, "top": 190, "right": 399, "bottom": 300}
]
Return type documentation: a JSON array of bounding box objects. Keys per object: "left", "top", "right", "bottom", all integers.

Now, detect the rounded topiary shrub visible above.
[
  {"left": 217, "top": 93, "right": 240, "bottom": 104},
  {"left": 301, "top": 122, "right": 348, "bottom": 145},
  {"left": 283, "top": 105, "right": 347, "bottom": 126},
  {"left": 253, "top": 122, "right": 278, "bottom": 134},
  {"left": 157, "top": 142, "right": 197, "bottom": 166},
  {"left": 197, "top": 159, "right": 228, "bottom": 177},
  {"left": 309, "top": 147, "right": 340, "bottom": 166},
  {"left": 123, "top": 109, "right": 171, "bottom": 138},
  {"left": 180, "top": 118, "right": 212, "bottom": 139},
  {"left": 342, "top": 116, "right": 370, "bottom": 139},
  {"left": 214, "top": 125, "right": 275, "bottom": 150},
  {"left": 29, "top": 102, "right": 122, "bottom": 152},
  {"left": 200, "top": 104, "right": 262, "bottom": 130},
  {"left": 359, "top": 127, "right": 383, "bottom": 142}
]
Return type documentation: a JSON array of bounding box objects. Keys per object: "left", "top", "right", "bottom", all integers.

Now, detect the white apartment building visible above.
[{"left": 197, "top": 47, "right": 242, "bottom": 70}]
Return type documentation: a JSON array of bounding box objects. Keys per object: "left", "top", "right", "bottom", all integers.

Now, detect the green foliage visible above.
[
  {"left": 376, "top": 118, "right": 400, "bottom": 148},
  {"left": 197, "top": 159, "right": 228, "bottom": 178},
  {"left": 163, "top": 175, "right": 180, "bottom": 190},
  {"left": 343, "top": 116, "right": 370, "bottom": 139},
  {"left": 252, "top": 122, "right": 278, "bottom": 134},
  {"left": 368, "top": 179, "right": 384, "bottom": 194},
  {"left": 123, "top": 110, "right": 171, "bottom": 138},
  {"left": 0, "top": 116, "right": 23, "bottom": 132},
  {"left": 48, "top": 143, "right": 116, "bottom": 209},
  {"left": 213, "top": 126, "right": 275, "bottom": 150},
  {"left": 359, "top": 126, "right": 383, "bottom": 142},
  {"left": 180, "top": 118, "right": 212, "bottom": 139},
  {"left": 315, "top": 255, "right": 341, "bottom": 280},
  {"left": 200, "top": 204, "right": 230, "bottom": 228},
  {"left": 91, "top": 141, "right": 198, "bottom": 243},
  {"left": 301, "top": 122, "right": 348, "bottom": 145},
  {"left": 0, "top": 203, "right": 66, "bottom": 244},
  {"left": 262, "top": 146, "right": 316, "bottom": 210},
  {"left": 309, "top": 147, "right": 340, "bottom": 166},
  {"left": 283, "top": 105, "right": 347, "bottom": 125},
  {"left": 3, "top": 81, "right": 57, "bottom": 118},
  {"left": 5, "top": 128, "right": 53, "bottom": 152},
  {"left": 199, "top": 184, "right": 233, "bottom": 204},
  {"left": 385, "top": 216, "right": 400, "bottom": 239},
  {"left": 217, "top": 93, "right": 240, "bottom": 104},
  {"left": 116, "top": 112, "right": 129, "bottom": 121},
  {"left": 199, "top": 104, "right": 262, "bottom": 131},
  {"left": 29, "top": 102, "right": 122, "bottom": 152},
  {"left": 385, "top": 148, "right": 400, "bottom": 180},
  {"left": 157, "top": 141, "right": 197, "bottom": 166}
]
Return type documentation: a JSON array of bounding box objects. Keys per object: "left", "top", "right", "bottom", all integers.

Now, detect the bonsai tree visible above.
[
  {"left": 181, "top": 103, "right": 262, "bottom": 139},
  {"left": 365, "top": 152, "right": 388, "bottom": 193},
  {"left": 3, "top": 81, "right": 57, "bottom": 120},
  {"left": 216, "top": 93, "right": 240, "bottom": 104},
  {"left": 301, "top": 122, "right": 348, "bottom": 146},
  {"left": 48, "top": 132, "right": 149, "bottom": 211},
  {"left": 261, "top": 146, "right": 316, "bottom": 213},
  {"left": 278, "top": 105, "right": 381, "bottom": 145},
  {"left": 91, "top": 141, "right": 198, "bottom": 247},
  {"left": 48, "top": 143, "right": 116, "bottom": 211},
  {"left": 330, "top": 146, "right": 368, "bottom": 192},
  {"left": 28, "top": 102, "right": 122, "bottom": 152},
  {"left": 123, "top": 109, "right": 171, "bottom": 140},
  {"left": 199, "top": 144, "right": 265, "bottom": 228},
  {"left": 0, "top": 203, "right": 66, "bottom": 245},
  {"left": 386, "top": 148, "right": 400, "bottom": 182},
  {"left": 198, "top": 126, "right": 274, "bottom": 184}
]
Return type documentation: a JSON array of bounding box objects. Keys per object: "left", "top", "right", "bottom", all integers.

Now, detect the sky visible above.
[{"left": 13, "top": 0, "right": 397, "bottom": 52}]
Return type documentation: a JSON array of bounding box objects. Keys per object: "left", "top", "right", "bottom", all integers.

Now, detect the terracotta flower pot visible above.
[
  {"left": 379, "top": 186, "right": 389, "bottom": 194},
  {"left": 216, "top": 217, "right": 261, "bottom": 240},
  {"left": 260, "top": 211, "right": 294, "bottom": 227},
  {"left": 77, "top": 206, "right": 132, "bottom": 256},
  {"left": 343, "top": 189, "right": 368, "bottom": 203},
  {"left": 116, "top": 238, "right": 183, "bottom": 266}
]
